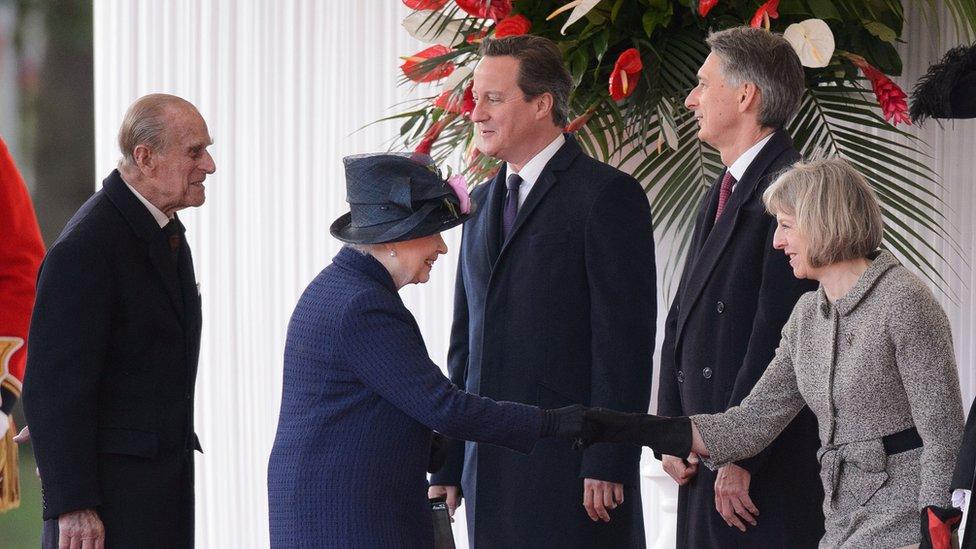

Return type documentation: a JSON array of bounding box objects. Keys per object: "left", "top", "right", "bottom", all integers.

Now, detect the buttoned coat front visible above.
[
  {"left": 429, "top": 136, "right": 657, "bottom": 548},
  {"left": 657, "top": 129, "right": 824, "bottom": 547},
  {"left": 694, "top": 251, "right": 965, "bottom": 548}
]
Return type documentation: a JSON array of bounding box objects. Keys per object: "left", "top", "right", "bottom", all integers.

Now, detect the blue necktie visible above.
[{"left": 503, "top": 173, "right": 522, "bottom": 241}]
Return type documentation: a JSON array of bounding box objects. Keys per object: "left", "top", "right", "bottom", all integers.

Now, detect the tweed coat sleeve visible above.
[
  {"left": 578, "top": 175, "right": 656, "bottom": 483},
  {"left": 887, "top": 286, "right": 964, "bottom": 508},
  {"left": 725, "top": 214, "right": 815, "bottom": 474},
  {"left": 428, "top": 229, "right": 471, "bottom": 487},
  {"left": 23, "top": 233, "right": 113, "bottom": 517},
  {"left": 339, "top": 288, "right": 541, "bottom": 454},
  {"left": 691, "top": 305, "right": 807, "bottom": 468}
]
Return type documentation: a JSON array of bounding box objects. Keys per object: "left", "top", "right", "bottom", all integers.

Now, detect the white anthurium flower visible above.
[
  {"left": 441, "top": 66, "right": 473, "bottom": 94},
  {"left": 546, "top": 0, "right": 601, "bottom": 35},
  {"left": 784, "top": 18, "right": 836, "bottom": 68},
  {"left": 402, "top": 10, "right": 464, "bottom": 46}
]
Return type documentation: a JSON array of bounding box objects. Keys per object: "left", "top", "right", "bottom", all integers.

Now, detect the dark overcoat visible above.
[
  {"left": 23, "top": 170, "right": 202, "bottom": 548},
  {"left": 267, "top": 247, "right": 541, "bottom": 549},
  {"left": 656, "top": 129, "right": 825, "bottom": 548},
  {"left": 429, "top": 135, "right": 657, "bottom": 548}
]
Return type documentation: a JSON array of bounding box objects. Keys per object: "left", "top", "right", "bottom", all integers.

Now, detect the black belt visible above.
[{"left": 882, "top": 426, "right": 922, "bottom": 456}]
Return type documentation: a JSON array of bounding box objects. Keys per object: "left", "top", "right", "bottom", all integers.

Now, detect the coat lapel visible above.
[
  {"left": 103, "top": 170, "right": 185, "bottom": 320},
  {"left": 483, "top": 167, "right": 508, "bottom": 266},
  {"left": 495, "top": 134, "right": 581, "bottom": 266},
  {"left": 675, "top": 130, "right": 794, "bottom": 340}
]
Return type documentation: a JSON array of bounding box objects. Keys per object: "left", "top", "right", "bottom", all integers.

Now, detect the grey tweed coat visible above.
[{"left": 693, "top": 251, "right": 964, "bottom": 549}]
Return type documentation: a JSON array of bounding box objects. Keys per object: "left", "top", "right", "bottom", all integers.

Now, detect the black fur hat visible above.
[{"left": 910, "top": 43, "right": 976, "bottom": 123}]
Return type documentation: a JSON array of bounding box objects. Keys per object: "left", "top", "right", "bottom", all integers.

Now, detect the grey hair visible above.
[
  {"left": 763, "top": 157, "right": 884, "bottom": 268},
  {"left": 117, "top": 93, "right": 195, "bottom": 169},
  {"left": 344, "top": 243, "right": 375, "bottom": 256},
  {"left": 479, "top": 35, "right": 574, "bottom": 127},
  {"left": 706, "top": 27, "right": 805, "bottom": 129}
]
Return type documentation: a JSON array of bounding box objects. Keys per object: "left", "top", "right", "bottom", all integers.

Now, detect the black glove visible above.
[
  {"left": 540, "top": 405, "right": 585, "bottom": 439},
  {"left": 919, "top": 505, "right": 962, "bottom": 549},
  {"left": 428, "top": 432, "right": 449, "bottom": 474},
  {"left": 581, "top": 408, "right": 693, "bottom": 458}
]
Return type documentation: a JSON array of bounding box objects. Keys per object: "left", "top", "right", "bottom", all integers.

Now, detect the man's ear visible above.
[
  {"left": 133, "top": 144, "right": 155, "bottom": 175},
  {"left": 737, "top": 82, "right": 760, "bottom": 114},
  {"left": 535, "top": 92, "right": 554, "bottom": 121}
]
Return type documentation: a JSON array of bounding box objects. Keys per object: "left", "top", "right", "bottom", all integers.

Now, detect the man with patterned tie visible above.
[
  {"left": 656, "top": 27, "right": 825, "bottom": 548},
  {"left": 23, "top": 94, "right": 215, "bottom": 549},
  {"left": 0, "top": 136, "right": 45, "bottom": 513},
  {"left": 428, "top": 35, "right": 657, "bottom": 548}
]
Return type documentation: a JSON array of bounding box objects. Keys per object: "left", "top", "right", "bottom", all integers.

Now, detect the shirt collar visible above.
[
  {"left": 506, "top": 133, "right": 565, "bottom": 187},
  {"left": 727, "top": 132, "right": 775, "bottom": 182},
  {"left": 121, "top": 176, "right": 171, "bottom": 228}
]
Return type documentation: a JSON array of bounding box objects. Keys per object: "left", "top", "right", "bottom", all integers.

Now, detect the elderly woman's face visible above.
[
  {"left": 772, "top": 213, "right": 813, "bottom": 280},
  {"left": 390, "top": 233, "right": 448, "bottom": 287}
]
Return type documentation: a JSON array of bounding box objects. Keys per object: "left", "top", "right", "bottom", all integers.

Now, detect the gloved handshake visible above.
[{"left": 539, "top": 405, "right": 693, "bottom": 458}]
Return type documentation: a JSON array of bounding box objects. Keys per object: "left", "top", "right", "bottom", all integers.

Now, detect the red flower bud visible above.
[
  {"left": 434, "top": 82, "right": 475, "bottom": 116},
  {"left": 564, "top": 108, "right": 596, "bottom": 133},
  {"left": 698, "top": 0, "right": 718, "bottom": 17},
  {"left": 849, "top": 55, "right": 911, "bottom": 126},
  {"left": 403, "top": 0, "right": 449, "bottom": 9}
]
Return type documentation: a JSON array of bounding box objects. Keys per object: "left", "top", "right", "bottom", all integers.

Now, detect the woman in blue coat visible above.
[{"left": 267, "top": 153, "right": 582, "bottom": 548}]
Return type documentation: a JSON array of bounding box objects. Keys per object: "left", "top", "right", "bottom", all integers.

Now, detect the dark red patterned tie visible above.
[{"left": 714, "top": 171, "right": 736, "bottom": 223}]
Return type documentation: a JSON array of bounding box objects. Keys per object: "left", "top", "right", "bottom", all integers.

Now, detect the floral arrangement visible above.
[{"left": 384, "top": 0, "right": 975, "bottom": 291}]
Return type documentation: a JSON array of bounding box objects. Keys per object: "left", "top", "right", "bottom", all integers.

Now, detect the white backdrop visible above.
[{"left": 92, "top": 1, "right": 975, "bottom": 547}]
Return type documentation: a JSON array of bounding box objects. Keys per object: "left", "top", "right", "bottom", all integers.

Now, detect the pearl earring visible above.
[{"left": 389, "top": 249, "right": 397, "bottom": 257}]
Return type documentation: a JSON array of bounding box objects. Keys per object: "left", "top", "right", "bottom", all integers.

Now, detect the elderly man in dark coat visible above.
[
  {"left": 428, "top": 35, "right": 657, "bottom": 548},
  {"left": 23, "top": 94, "right": 215, "bottom": 548},
  {"left": 656, "top": 27, "right": 824, "bottom": 548}
]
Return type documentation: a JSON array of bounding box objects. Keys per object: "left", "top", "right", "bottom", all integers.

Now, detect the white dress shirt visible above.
[
  {"left": 122, "top": 176, "right": 171, "bottom": 228},
  {"left": 506, "top": 133, "right": 566, "bottom": 208},
  {"left": 726, "top": 132, "right": 775, "bottom": 193}
]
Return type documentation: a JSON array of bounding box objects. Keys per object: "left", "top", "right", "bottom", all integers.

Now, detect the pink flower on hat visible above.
[{"left": 447, "top": 174, "right": 471, "bottom": 214}]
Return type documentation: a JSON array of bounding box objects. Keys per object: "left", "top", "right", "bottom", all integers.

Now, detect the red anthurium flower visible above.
[
  {"left": 564, "top": 107, "right": 596, "bottom": 132},
  {"left": 415, "top": 119, "right": 451, "bottom": 155},
  {"left": 455, "top": 0, "right": 512, "bottom": 20},
  {"left": 698, "top": 0, "right": 718, "bottom": 17},
  {"left": 609, "top": 48, "right": 643, "bottom": 101},
  {"left": 494, "top": 14, "right": 531, "bottom": 37},
  {"left": 749, "top": 0, "right": 779, "bottom": 29},
  {"left": 403, "top": 0, "right": 449, "bottom": 9},
  {"left": 401, "top": 45, "right": 456, "bottom": 83},
  {"left": 849, "top": 55, "right": 911, "bottom": 125},
  {"left": 434, "top": 82, "right": 475, "bottom": 116}
]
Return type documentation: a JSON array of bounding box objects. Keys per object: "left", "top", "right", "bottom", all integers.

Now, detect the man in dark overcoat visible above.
[
  {"left": 23, "top": 93, "right": 215, "bottom": 548},
  {"left": 428, "top": 35, "right": 657, "bottom": 548},
  {"left": 656, "top": 27, "right": 825, "bottom": 548}
]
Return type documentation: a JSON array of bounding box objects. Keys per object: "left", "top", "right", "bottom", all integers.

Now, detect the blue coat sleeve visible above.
[{"left": 338, "top": 288, "right": 541, "bottom": 454}]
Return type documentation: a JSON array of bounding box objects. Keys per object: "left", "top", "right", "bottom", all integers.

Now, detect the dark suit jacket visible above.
[
  {"left": 657, "top": 130, "right": 825, "bottom": 548},
  {"left": 267, "top": 247, "right": 541, "bottom": 548},
  {"left": 430, "top": 135, "right": 657, "bottom": 548},
  {"left": 23, "top": 170, "right": 202, "bottom": 548}
]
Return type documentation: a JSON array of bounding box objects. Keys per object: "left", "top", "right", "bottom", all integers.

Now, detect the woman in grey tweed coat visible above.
[{"left": 584, "top": 158, "right": 965, "bottom": 548}]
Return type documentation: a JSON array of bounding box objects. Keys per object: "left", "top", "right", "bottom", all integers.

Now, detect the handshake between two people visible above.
[{"left": 539, "top": 405, "right": 699, "bottom": 459}]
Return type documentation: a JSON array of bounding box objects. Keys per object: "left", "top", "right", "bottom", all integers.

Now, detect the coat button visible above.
[
  {"left": 676, "top": 370, "right": 685, "bottom": 383},
  {"left": 716, "top": 301, "right": 725, "bottom": 313},
  {"left": 702, "top": 367, "right": 713, "bottom": 379}
]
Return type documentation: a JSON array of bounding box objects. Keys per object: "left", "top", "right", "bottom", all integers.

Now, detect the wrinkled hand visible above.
[
  {"left": 428, "top": 485, "right": 461, "bottom": 521},
  {"left": 58, "top": 508, "right": 105, "bottom": 549},
  {"left": 662, "top": 453, "right": 698, "bottom": 486},
  {"left": 714, "top": 463, "right": 758, "bottom": 532},
  {"left": 583, "top": 479, "right": 623, "bottom": 522}
]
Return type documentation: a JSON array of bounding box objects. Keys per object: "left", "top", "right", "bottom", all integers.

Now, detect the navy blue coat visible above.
[
  {"left": 267, "top": 247, "right": 542, "bottom": 548},
  {"left": 657, "top": 130, "right": 824, "bottom": 548},
  {"left": 429, "top": 136, "right": 656, "bottom": 548},
  {"left": 23, "top": 171, "right": 202, "bottom": 547}
]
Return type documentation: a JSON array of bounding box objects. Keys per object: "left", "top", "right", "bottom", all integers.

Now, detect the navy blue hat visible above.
[{"left": 330, "top": 153, "right": 476, "bottom": 244}]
